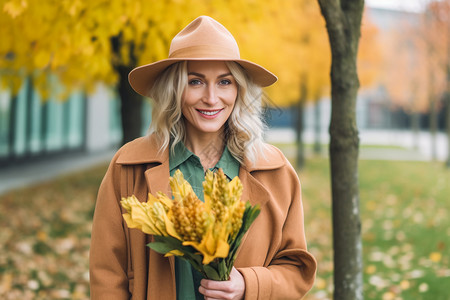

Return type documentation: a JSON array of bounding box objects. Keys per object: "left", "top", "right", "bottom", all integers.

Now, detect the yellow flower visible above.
[
  {"left": 171, "top": 192, "right": 211, "bottom": 242},
  {"left": 154, "top": 192, "right": 173, "bottom": 210},
  {"left": 204, "top": 169, "right": 245, "bottom": 239},
  {"left": 121, "top": 195, "right": 161, "bottom": 235},
  {"left": 184, "top": 225, "right": 230, "bottom": 264},
  {"left": 165, "top": 249, "right": 185, "bottom": 257},
  {"left": 121, "top": 194, "right": 180, "bottom": 239},
  {"left": 170, "top": 169, "right": 195, "bottom": 202}
]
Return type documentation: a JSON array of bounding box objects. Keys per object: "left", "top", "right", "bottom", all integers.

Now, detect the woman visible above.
[{"left": 90, "top": 16, "right": 316, "bottom": 300}]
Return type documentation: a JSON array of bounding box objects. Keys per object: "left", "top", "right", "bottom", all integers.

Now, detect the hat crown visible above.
[{"left": 169, "top": 16, "right": 240, "bottom": 59}]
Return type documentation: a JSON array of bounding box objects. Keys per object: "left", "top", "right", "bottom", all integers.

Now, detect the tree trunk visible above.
[
  {"left": 8, "top": 95, "right": 17, "bottom": 158},
  {"left": 429, "top": 98, "right": 438, "bottom": 161},
  {"left": 446, "top": 92, "right": 450, "bottom": 168},
  {"left": 117, "top": 65, "right": 143, "bottom": 145},
  {"left": 296, "top": 81, "right": 307, "bottom": 169},
  {"left": 445, "top": 19, "right": 450, "bottom": 168},
  {"left": 296, "top": 101, "right": 305, "bottom": 169},
  {"left": 317, "top": 1, "right": 364, "bottom": 299},
  {"left": 446, "top": 6, "right": 450, "bottom": 168},
  {"left": 313, "top": 98, "right": 322, "bottom": 154},
  {"left": 111, "top": 35, "right": 143, "bottom": 145}
]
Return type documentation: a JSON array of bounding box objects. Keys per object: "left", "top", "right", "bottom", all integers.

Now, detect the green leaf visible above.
[
  {"left": 153, "top": 235, "right": 182, "bottom": 245},
  {"left": 147, "top": 236, "right": 196, "bottom": 257},
  {"left": 218, "top": 259, "right": 230, "bottom": 280},
  {"left": 225, "top": 203, "right": 261, "bottom": 267},
  {"left": 203, "top": 264, "right": 221, "bottom": 281},
  {"left": 179, "top": 252, "right": 204, "bottom": 272},
  {"left": 147, "top": 242, "right": 175, "bottom": 254}
]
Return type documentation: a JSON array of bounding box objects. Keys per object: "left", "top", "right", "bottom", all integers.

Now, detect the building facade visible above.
[{"left": 0, "top": 80, "right": 151, "bottom": 168}]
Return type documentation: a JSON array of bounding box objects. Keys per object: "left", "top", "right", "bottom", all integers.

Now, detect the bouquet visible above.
[{"left": 120, "top": 168, "right": 260, "bottom": 281}]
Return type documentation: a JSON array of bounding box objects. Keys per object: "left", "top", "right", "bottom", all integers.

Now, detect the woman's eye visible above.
[
  {"left": 219, "top": 79, "right": 232, "bottom": 85},
  {"left": 189, "top": 79, "right": 202, "bottom": 85}
]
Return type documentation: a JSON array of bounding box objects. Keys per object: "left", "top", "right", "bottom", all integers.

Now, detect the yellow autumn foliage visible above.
[{"left": 1, "top": 0, "right": 379, "bottom": 107}]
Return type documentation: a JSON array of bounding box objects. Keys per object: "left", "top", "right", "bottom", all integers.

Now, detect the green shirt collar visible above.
[
  {"left": 169, "top": 141, "right": 193, "bottom": 172},
  {"left": 169, "top": 141, "right": 239, "bottom": 180},
  {"left": 214, "top": 146, "right": 240, "bottom": 179}
]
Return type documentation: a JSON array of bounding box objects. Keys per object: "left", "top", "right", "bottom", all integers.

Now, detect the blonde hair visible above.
[{"left": 148, "top": 61, "right": 267, "bottom": 165}]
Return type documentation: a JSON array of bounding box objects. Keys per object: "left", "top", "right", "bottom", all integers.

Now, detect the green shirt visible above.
[{"left": 169, "top": 141, "right": 240, "bottom": 300}]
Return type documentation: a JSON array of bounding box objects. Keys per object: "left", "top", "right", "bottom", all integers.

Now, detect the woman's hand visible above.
[{"left": 199, "top": 267, "right": 245, "bottom": 300}]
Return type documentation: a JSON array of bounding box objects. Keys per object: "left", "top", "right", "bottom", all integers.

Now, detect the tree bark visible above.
[
  {"left": 446, "top": 92, "right": 450, "bottom": 168},
  {"left": 296, "top": 80, "right": 307, "bottom": 169},
  {"left": 25, "top": 78, "right": 33, "bottom": 156},
  {"left": 446, "top": 4, "right": 450, "bottom": 168},
  {"left": 111, "top": 35, "right": 143, "bottom": 145},
  {"left": 117, "top": 65, "right": 143, "bottom": 145},
  {"left": 313, "top": 98, "right": 322, "bottom": 154},
  {"left": 296, "top": 101, "right": 305, "bottom": 169},
  {"left": 41, "top": 98, "right": 49, "bottom": 153},
  {"left": 317, "top": 1, "right": 364, "bottom": 299},
  {"left": 8, "top": 95, "right": 17, "bottom": 158},
  {"left": 429, "top": 97, "right": 438, "bottom": 161}
]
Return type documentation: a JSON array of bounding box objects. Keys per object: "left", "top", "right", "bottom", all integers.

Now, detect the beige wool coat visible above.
[{"left": 89, "top": 135, "right": 317, "bottom": 300}]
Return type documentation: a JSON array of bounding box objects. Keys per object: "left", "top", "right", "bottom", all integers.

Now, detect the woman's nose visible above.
[{"left": 202, "top": 85, "right": 218, "bottom": 105}]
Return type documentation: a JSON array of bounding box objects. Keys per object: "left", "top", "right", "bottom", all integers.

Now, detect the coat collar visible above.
[
  {"left": 116, "top": 135, "right": 168, "bottom": 165},
  {"left": 115, "top": 135, "right": 287, "bottom": 204},
  {"left": 115, "top": 135, "right": 286, "bottom": 172},
  {"left": 242, "top": 144, "right": 286, "bottom": 172}
]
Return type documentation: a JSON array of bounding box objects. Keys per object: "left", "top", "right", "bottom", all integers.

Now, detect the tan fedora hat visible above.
[{"left": 128, "top": 16, "right": 277, "bottom": 97}]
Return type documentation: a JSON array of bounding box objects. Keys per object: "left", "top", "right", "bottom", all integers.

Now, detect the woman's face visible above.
[{"left": 181, "top": 60, "right": 238, "bottom": 138}]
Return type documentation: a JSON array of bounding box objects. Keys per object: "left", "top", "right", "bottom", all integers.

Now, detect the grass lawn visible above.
[
  {"left": 300, "top": 157, "right": 450, "bottom": 300},
  {"left": 0, "top": 149, "right": 449, "bottom": 299}
]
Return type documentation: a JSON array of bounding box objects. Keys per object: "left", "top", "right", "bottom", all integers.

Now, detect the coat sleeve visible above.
[
  {"left": 89, "top": 152, "right": 131, "bottom": 300},
  {"left": 237, "top": 162, "right": 317, "bottom": 300}
]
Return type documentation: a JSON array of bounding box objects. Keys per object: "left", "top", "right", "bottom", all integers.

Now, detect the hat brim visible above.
[{"left": 128, "top": 58, "right": 278, "bottom": 97}]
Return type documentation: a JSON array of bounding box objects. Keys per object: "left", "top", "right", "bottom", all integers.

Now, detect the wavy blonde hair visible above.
[{"left": 148, "top": 61, "right": 267, "bottom": 165}]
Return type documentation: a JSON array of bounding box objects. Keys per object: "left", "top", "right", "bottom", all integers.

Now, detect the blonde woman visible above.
[{"left": 90, "top": 16, "right": 316, "bottom": 300}]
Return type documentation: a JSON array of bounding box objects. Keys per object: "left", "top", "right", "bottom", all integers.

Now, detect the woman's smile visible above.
[{"left": 196, "top": 108, "right": 224, "bottom": 118}]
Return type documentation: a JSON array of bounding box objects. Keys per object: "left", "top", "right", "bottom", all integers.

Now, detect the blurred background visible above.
[{"left": 0, "top": 0, "right": 449, "bottom": 299}]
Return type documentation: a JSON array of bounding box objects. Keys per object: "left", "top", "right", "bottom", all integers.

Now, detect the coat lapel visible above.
[
  {"left": 239, "top": 143, "right": 285, "bottom": 207},
  {"left": 239, "top": 168, "right": 270, "bottom": 207},
  {"left": 116, "top": 135, "right": 172, "bottom": 196},
  {"left": 235, "top": 144, "right": 287, "bottom": 260},
  {"left": 236, "top": 168, "right": 272, "bottom": 256},
  {"left": 145, "top": 160, "right": 171, "bottom": 196}
]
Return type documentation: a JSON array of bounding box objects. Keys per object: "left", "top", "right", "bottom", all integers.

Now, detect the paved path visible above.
[{"left": 0, "top": 149, "right": 116, "bottom": 196}]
